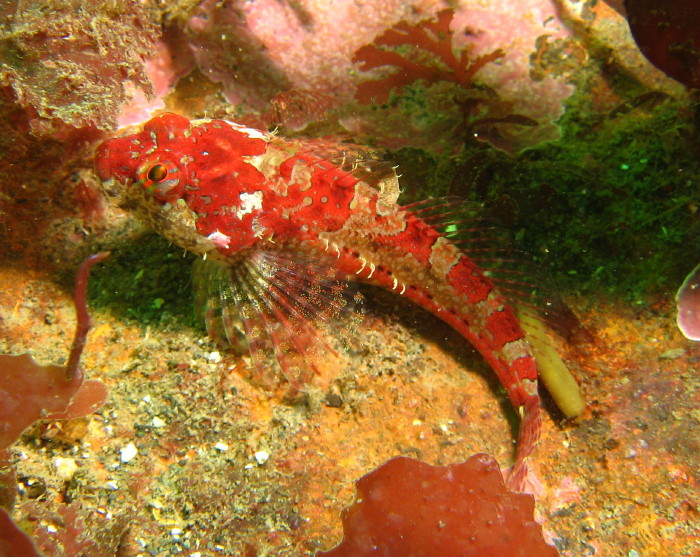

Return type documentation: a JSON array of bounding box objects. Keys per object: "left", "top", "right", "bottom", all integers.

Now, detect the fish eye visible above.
[
  {"left": 137, "top": 156, "right": 185, "bottom": 202},
  {"left": 147, "top": 164, "right": 168, "bottom": 183}
]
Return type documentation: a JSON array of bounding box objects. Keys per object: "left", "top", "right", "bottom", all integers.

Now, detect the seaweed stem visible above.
[{"left": 65, "top": 251, "right": 110, "bottom": 381}]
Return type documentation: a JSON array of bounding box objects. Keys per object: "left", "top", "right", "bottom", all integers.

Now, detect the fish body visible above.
[{"left": 96, "top": 113, "right": 542, "bottom": 489}]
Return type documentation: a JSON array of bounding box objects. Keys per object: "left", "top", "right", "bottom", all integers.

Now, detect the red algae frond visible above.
[
  {"left": 319, "top": 454, "right": 558, "bottom": 557},
  {"left": 0, "top": 252, "right": 109, "bottom": 450},
  {"left": 65, "top": 252, "right": 110, "bottom": 380},
  {"left": 0, "top": 507, "right": 42, "bottom": 557},
  {"left": 353, "top": 9, "right": 504, "bottom": 105}
]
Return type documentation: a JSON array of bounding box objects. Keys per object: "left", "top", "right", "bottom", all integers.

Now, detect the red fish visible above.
[{"left": 95, "top": 113, "right": 544, "bottom": 489}]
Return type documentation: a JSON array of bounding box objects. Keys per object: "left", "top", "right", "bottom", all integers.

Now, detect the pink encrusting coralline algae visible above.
[{"left": 187, "top": 0, "right": 578, "bottom": 151}]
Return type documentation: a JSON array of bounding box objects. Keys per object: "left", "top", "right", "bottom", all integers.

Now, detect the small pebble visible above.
[
  {"left": 120, "top": 442, "right": 138, "bottom": 463},
  {"left": 659, "top": 348, "right": 685, "bottom": 360},
  {"left": 324, "top": 392, "right": 343, "bottom": 407},
  {"left": 254, "top": 450, "right": 269, "bottom": 465},
  {"left": 22, "top": 477, "right": 46, "bottom": 499},
  {"left": 53, "top": 457, "right": 78, "bottom": 480}
]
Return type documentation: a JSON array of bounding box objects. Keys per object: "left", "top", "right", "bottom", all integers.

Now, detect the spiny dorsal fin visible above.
[{"left": 283, "top": 137, "right": 400, "bottom": 197}]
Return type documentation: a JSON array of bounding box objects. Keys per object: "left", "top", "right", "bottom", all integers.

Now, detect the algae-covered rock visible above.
[{"left": 0, "top": 0, "right": 158, "bottom": 133}]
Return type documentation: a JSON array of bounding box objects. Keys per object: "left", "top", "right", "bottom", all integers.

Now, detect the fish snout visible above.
[{"left": 94, "top": 139, "right": 119, "bottom": 182}]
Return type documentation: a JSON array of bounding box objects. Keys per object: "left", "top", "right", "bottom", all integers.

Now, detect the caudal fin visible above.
[{"left": 508, "top": 396, "right": 542, "bottom": 492}]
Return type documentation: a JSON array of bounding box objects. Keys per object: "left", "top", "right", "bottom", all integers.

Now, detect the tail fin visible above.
[{"left": 508, "top": 396, "right": 542, "bottom": 492}]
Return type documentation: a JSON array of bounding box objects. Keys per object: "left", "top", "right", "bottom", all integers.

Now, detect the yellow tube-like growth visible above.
[{"left": 519, "top": 312, "right": 586, "bottom": 419}]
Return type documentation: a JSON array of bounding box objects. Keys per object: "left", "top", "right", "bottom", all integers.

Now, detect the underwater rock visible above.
[
  {"left": 449, "top": 0, "right": 576, "bottom": 150},
  {"left": 117, "top": 32, "right": 195, "bottom": 128},
  {"left": 347, "top": 2, "right": 576, "bottom": 153},
  {"left": 0, "top": 0, "right": 158, "bottom": 133},
  {"left": 188, "top": 0, "right": 430, "bottom": 108},
  {"left": 319, "top": 454, "right": 558, "bottom": 557},
  {"left": 625, "top": 0, "right": 700, "bottom": 89}
]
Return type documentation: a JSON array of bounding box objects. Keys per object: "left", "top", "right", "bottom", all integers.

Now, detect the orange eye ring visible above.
[
  {"left": 147, "top": 164, "right": 168, "bottom": 183},
  {"left": 136, "top": 156, "right": 186, "bottom": 202}
]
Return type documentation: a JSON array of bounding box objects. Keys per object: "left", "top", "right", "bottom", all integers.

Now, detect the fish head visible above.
[
  {"left": 95, "top": 113, "right": 273, "bottom": 258},
  {"left": 95, "top": 113, "right": 193, "bottom": 205}
]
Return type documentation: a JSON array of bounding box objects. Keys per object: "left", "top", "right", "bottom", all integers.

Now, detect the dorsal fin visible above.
[
  {"left": 282, "top": 137, "right": 400, "bottom": 196},
  {"left": 401, "top": 196, "right": 586, "bottom": 418},
  {"left": 193, "top": 250, "right": 362, "bottom": 391},
  {"left": 401, "top": 197, "right": 560, "bottom": 309}
]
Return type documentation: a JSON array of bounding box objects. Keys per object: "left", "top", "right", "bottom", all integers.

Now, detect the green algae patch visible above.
[
  {"left": 390, "top": 96, "right": 700, "bottom": 302},
  {"left": 87, "top": 234, "right": 198, "bottom": 331}
]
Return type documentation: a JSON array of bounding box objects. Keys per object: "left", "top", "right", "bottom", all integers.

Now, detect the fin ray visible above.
[{"left": 193, "top": 251, "right": 361, "bottom": 390}]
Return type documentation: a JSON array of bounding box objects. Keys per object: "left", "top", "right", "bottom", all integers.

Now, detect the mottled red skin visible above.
[{"left": 95, "top": 113, "right": 541, "bottom": 488}]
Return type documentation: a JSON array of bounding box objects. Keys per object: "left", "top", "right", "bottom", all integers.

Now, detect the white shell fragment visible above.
[
  {"left": 151, "top": 416, "right": 166, "bottom": 428},
  {"left": 53, "top": 457, "right": 78, "bottom": 480}
]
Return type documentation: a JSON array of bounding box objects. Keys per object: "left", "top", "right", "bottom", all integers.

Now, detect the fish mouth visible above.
[
  {"left": 98, "top": 176, "right": 125, "bottom": 199},
  {"left": 97, "top": 176, "right": 143, "bottom": 213}
]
